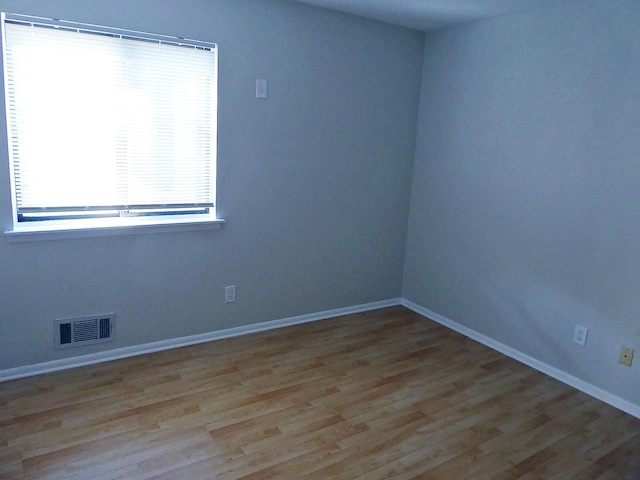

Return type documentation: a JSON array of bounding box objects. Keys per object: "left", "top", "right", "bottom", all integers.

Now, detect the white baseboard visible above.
[
  {"left": 401, "top": 298, "right": 640, "bottom": 420},
  {"left": 0, "top": 298, "right": 401, "bottom": 383}
]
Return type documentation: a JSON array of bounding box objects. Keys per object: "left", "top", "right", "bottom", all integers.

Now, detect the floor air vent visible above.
[{"left": 54, "top": 314, "right": 115, "bottom": 349}]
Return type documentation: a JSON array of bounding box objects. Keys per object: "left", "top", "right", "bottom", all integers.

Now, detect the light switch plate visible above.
[{"left": 256, "top": 79, "right": 267, "bottom": 99}]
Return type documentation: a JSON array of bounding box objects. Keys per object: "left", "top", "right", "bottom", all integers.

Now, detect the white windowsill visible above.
[{"left": 4, "top": 216, "right": 225, "bottom": 243}]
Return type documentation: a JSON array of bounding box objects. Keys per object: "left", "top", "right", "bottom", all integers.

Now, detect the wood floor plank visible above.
[{"left": 1, "top": 306, "right": 639, "bottom": 479}]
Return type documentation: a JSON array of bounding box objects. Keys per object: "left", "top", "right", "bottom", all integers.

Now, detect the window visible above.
[{"left": 1, "top": 13, "right": 220, "bottom": 238}]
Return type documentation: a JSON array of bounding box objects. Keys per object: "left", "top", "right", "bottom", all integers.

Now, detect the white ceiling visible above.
[{"left": 292, "top": 0, "right": 564, "bottom": 31}]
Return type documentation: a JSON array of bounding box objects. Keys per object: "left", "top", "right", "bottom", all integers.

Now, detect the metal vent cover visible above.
[{"left": 54, "top": 313, "right": 115, "bottom": 349}]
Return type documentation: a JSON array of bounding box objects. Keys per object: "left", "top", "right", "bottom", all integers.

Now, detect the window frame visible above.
[{"left": 1, "top": 13, "right": 224, "bottom": 241}]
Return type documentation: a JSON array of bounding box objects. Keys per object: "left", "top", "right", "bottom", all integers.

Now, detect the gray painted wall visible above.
[
  {"left": 0, "top": 0, "right": 423, "bottom": 369},
  {"left": 404, "top": 0, "right": 640, "bottom": 405}
]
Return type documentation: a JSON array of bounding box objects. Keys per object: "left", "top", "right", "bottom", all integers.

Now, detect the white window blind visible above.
[{"left": 2, "top": 13, "right": 218, "bottom": 223}]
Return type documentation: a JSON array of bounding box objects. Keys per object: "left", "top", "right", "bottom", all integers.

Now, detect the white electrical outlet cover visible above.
[
  {"left": 225, "top": 285, "right": 236, "bottom": 303},
  {"left": 573, "top": 325, "right": 588, "bottom": 346}
]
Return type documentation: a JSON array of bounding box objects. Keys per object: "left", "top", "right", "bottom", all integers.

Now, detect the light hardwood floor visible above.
[{"left": 1, "top": 306, "right": 639, "bottom": 479}]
